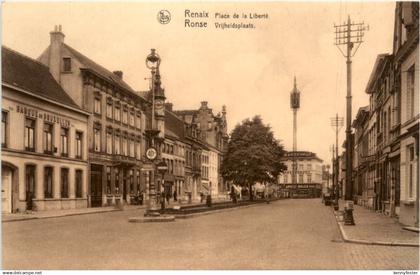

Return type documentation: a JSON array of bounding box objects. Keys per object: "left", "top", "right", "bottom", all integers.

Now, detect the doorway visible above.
[
  {"left": 2, "top": 166, "right": 13, "bottom": 213},
  {"left": 91, "top": 165, "right": 103, "bottom": 207}
]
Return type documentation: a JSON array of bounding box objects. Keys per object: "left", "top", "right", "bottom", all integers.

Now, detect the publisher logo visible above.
[{"left": 158, "top": 10, "right": 171, "bottom": 24}]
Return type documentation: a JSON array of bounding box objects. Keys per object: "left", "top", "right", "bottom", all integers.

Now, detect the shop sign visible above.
[{"left": 16, "top": 104, "right": 70, "bottom": 127}]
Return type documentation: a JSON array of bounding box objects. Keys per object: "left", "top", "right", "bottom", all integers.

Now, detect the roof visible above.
[
  {"left": 2, "top": 46, "right": 79, "bottom": 109},
  {"left": 62, "top": 44, "right": 138, "bottom": 95},
  {"left": 174, "top": 110, "right": 198, "bottom": 116},
  {"left": 165, "top": 110, "right": 185, "bottom": 141},
  {"left": 365, "top": 54, "right": 392, "bottom": 94},
  {"left": 352, "top": 106, "right": 370, "bottom": 128},
  {"left": 282, "top": 151, "right": 323, "bottom": 162}
]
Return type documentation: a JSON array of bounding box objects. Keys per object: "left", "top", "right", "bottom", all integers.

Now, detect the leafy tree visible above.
[{"left": 221, "top": 116, "right": 287, "bottom": 200}]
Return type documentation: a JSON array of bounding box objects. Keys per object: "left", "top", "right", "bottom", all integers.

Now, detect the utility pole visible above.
[
  {"left": 331, "top": 114, "right": 344, "bottom": 204},
  {"left": 331, "top": 144, "right": 335, "bottom": 192},
  {"left": 334, "top": 16, "right": 368, "bottom": 208}
]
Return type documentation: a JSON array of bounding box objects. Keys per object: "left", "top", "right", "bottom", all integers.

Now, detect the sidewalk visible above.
[
  {"left": 2, "top": 206, "right": 123, "bottom": 223},
  {"left": 2, "top": 197, "right": 230, "bottom": 223},
  {"left": 333, "top": 200, "right": 419, "bottom": 247}
]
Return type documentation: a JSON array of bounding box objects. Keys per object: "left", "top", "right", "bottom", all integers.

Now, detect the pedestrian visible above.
[
  {"left": 166, "top": 192, "right": 170, "bottom": 204},
  {"left": 200, "top": 192, "right": 204, "bottom": 203},
  {"left": 160, "top": 191, "right": 165, "bottom": 209},
  {"left": 173, "top": 190, "right": 178, "bottom": 202}
]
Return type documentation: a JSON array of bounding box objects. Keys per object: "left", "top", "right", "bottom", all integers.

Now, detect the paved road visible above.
[{"left": 2, "top": 199, "right": 418, "bottom": 269}]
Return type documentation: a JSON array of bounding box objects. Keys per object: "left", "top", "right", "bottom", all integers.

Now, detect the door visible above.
[
  {"left": 1, "top": 166, "right": 12, "bottom": 213},
  {"left": 91, "top": 165, "right": 103, "bottom": 207}
]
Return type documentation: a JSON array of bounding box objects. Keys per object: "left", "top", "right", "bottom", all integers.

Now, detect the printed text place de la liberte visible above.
[{"left": 184, "top": 9, "right": 268, "bottom": 28}]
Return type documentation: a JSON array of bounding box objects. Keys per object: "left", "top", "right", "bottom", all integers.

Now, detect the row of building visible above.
[
  {"left": 337, "top": 2, "right": 419, "bottom": 227},
  {"left": 2, "top": 26, "right": 229, "bottom": 213}
]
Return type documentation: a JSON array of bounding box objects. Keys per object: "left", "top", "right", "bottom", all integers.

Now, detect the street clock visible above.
[{"left": 146, "top": 147, "right": 158, "bottom": 160}]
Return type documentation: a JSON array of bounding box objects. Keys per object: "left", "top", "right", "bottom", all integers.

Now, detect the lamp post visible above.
[{"left": 144, "top": 49, "right": 163, "bottom": 216}]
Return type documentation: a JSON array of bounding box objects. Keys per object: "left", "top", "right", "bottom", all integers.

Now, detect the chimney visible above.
[
  {"left": 165, "top": 103, "right": 173, "bottom": 111},
  {"left": 113, "top": 71, "right": 123, "bottom": 79},
  {"left": 200, "top": 101, "right": 208, "bottom": 109},
  {"left": 49, "top": 25, "right": 65, "bottom": 82}
]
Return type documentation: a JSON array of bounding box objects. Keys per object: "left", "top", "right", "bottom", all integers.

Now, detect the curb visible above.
[
  {"left": 333, "top": 209, "right": 419, "bottom": 247},
  {"left": 2, "top": 208, "right": 121, "bottom": 223},
  {"left": 174, "top": 201, "right": 267, "bottom": 219},
  {"left": 128, "top": 215, "right": 175, "bottom": 223}
]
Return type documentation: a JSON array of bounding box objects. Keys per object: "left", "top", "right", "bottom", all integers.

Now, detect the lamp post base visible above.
[{"left": 344, "top": 200, "right": 355, "bottom": 225}]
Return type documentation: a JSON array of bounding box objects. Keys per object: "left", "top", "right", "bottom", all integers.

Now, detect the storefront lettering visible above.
[{"left": 16, "top": 104, "right": 70, "bottom": 127}]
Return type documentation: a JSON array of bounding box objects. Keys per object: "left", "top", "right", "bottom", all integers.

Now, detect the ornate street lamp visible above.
[{"left": 144, "top": 49, "right": 163, "bottom": 216}]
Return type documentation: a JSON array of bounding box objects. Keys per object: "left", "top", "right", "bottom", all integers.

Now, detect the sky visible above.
[{"left": 2, "top": 1, "right": 396, "bottom": 165}]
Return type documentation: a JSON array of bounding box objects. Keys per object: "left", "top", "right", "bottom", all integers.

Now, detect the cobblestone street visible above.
[{"left": 3, "top": 199, "right": 418, "bottom": 270}]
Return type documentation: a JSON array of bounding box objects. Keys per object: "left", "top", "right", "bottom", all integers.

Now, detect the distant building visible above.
[
  {"left": 175, "top": 101, "right": 229, "bottom": 198},
  {"left": 278, "top": 151, "right": 323, "bottom": 197},
  {"left": 2, "top": 46, "right": 89, "bottom": 212}
]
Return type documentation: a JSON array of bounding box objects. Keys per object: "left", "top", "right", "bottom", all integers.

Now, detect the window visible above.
[
  {"left": 106, "top": 131, "right": 113, "bottom": 154},
  {"left": 75, "top": 170, "right": 83, "bottom": 198},
  {"left": 61, "top": 128, "right": 68, "bottom": 157},
  {"left": 299, "top": 174, "right": 304, "bottom": 183},
  {"left": 94, "top": 97, "right": 101, "bottom": 115},
  {"left": 407, "top": 65, "right": 415, "bottom": 119},
  {"left": 136, "top": 140, "right": 141, "bottom": 160},
  {"left": 122, "top": 108, "right": 128, "bottom": 124},
  {"left": 106, "top": 167, "right": 111, "bottom": 194},
  {"left": 63, "top": 57, "right": 71, "bottom": 72},
  {"left": 75, "top": 131, "right": 83, "bottom": 159},
  {"left": 94, "top": 126, "right": 101, "bottom": 152},
  {"left": 106, "top": 100, "right": 113, "bottom": 119},
  {"left": 129, "top": 170, "right": 134, "bottom": 194},
  {"left": 307, "top": 164, "right": 312, "bottom": 171},
  {"left": 25, "top": 118, "right": 36, "bottom": 151},
  {"left": 115, "top": 168, "right": 120, "bottom": 194},
  {"left": 408, "top": 145, "right": 415, "bottom": 198},
  {"left": 44, "top": 167, "right": 53, "bottom": 198},
  {"left": 307, "top": 174, "right": 312, "bottom": 183},
  {"left": 130, "top": 139, "right": 135, "bottom": 157},
  {"left": 61, "top": 168, "right": 69, "bottom": 198},
  {"left": 136, "top": 170, "right": 141, "bottom": 194},
  {"left": 115, "top": 134, "right": 121, "bottom": 155},
  {"left": 283, "top": 174, "right": 288, "bottom": 183},
  {"left": 25, "top": 165, "right": 36, "bottom": 198},
  {"left": 2, "top": 111, "right": 7, "bottom": 147},
  {"left": 122, "top": 136, "right": 128, "bottom": 156},
  {"left": 114, "top": 105, "right": 121, "bottom": 122},
  {"left": 136, "top": 113, "right": 141, "bottom": 129},
  {"left": 129, "top": 112, "right": 135, "bottom": 127},
  {"left": 43, "top": 123, "right": 53, "bottom": 154}
]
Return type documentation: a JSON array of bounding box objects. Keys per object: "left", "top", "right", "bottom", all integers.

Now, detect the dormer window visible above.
[{"left": 63, "top": 57, "right": 72, "bottom": 72}]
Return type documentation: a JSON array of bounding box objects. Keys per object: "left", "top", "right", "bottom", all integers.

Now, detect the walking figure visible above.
[{"left": 173, "top": 190, "right": 178, "bottom": 202}]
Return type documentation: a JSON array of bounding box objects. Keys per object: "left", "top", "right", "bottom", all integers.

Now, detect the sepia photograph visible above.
[{"left": 1, "top": 0, "right": 419, "bottom": 271}]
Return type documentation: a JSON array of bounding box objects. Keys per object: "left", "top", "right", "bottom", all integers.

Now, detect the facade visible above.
[
  {"left": 2, "top": 46, "right": 89, "bottom": 212},
  {"left": 38, "top": 26, "right": 150, "bottom": 207},
  {"left": 175, "top": 101, "right": 229, "bottom": 199},
  {"left": 163, "top": 105, "right": 187, "bottom": 200},
  {"left": 342, "top": 2, "right": 419, "bottom": 227},
  {"left": 278, "top": 151, "right": 323, "bottom": 197},
  {"left": 394, "top": 2, "right": 419, "bottom": 226},
  {"left": 352, "top": 106, "right": 371, "bottom": 208}
]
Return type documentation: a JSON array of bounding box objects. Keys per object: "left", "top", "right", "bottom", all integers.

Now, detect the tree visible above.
[{"left": 221, "top": 116, "right": 287, "bottom": 200}]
